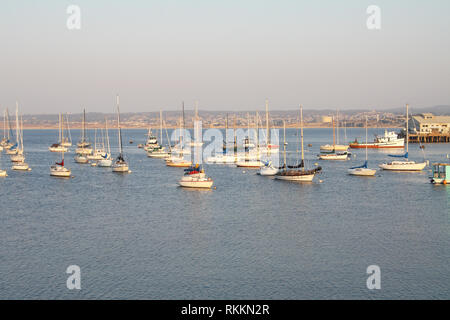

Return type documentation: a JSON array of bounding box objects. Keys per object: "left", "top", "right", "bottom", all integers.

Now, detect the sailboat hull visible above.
[
  {"left": 275, "top": 173, "right": 315, "bottom": 182},
  {"left": 259, "top": 166, "right": 279, "bottom": 176},
  {"left": 50, "top": 166, "right": 71, "bottom": 177},
  {"left": 379, "top": 161, "right": 426, "bottom": 171},
  {"left": 318, "top": 153, "right": 348, "bottom": 160},
  {"left": 98, "top": 159, "right": 113, "bottom": 167},
  {"left": 0, "top": 170, "right": 7, "bottom": 177},
  {"left": 179, "top": 177, "right": 213, "bottom": 188},
  {"left": 112, "top": 165, "right": 130, "bottom": 172},
  {"left": 348, "top": 168, "right": 376, "bottom": 176},
  {"left": 236, "top": 160, "right": 263, "bottom": 168}
]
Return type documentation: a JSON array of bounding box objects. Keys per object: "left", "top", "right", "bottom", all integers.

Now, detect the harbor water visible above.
[{"left": 0, "top": 128, "right": 449, "bottom": 299}]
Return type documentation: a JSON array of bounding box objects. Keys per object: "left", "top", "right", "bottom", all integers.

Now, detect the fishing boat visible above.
[
  {"left": 98, "top": 118, "right": 113, "bottom": 167},
  {"left": 348, "top": 116, "right": 376, "bottom": 176},
  {"left": 143, "top": 128, "right": 158, "bottom": 151},
  {"left": 430, "top": 163, "right": 449, "bottom": 184},
  {"left": 379, "top": 104, "right": 427, "bottom": 171},
  {"left": 350, "top": 130, "right": 404, "bottom": 149},
  {"left": 75, "top": 109, "right": 93, "bottom": 154},
  {"left": 112, "top": 95, "right": 130, "bottom": 173},
  {"left": 318, "top": 117, "right": 349, "bottom": 160},
  {"left": 276, "top": 107, "right": 321, "bottom": 181},
  {"left": 50, "top": 149, "right": 71, "bottom": 177},
  {"left": 49, "top": 113, "right": 68, "bottom": 152},
  {"left": 320, "top": 110, "right": 349, "bottom": 152}
]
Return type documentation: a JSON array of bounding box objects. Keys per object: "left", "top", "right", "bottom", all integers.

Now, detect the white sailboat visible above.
[
  {"left": 147, "top": 110, "right": 170, "bottom": 158},
  {"left": 87, "top": 128, "right": 107, "bottom": 160},
  {"left": 10, "top": 104, "right": 25, "bottom": 162},
  {"left": 50, "top": 147, "right": 71, "bottom": 177},
  {"left": 320, "top": 110, "right": 349, "bottom": 152},
  {"left": 2, "top": 108, "right": 15, "bottom": 150},
  {"left": 318, "top": 117, "right": 349, "bottom": 160},
  {"left": 75, "top": 109, "right": 93, "bottom": 154},
  {"left": 379, "top": 104, "right": 427, "bottom": 171},
  {"left": 348, "top": 116, "right": 376, "bottom": 176},
  {"left": 178, "top": 117, "right": 213, "bottom": 188},
  {"left": 49, "top": 113, "right": 68, "bottom": 152},
  {"left": 98, "top": 118, "right": 113, "bottom": 167},
  {"left": 275, "top": 106, "right": 321, "bottom": 181},
  {"left": 61, "top": 113, "right": 72, "bottom": 147},
  {"left": 112, "top": 95, "right": 130, "bottom": 173},
  {"left": 11, "top": 108, "right": 31, "bottom": 171}
]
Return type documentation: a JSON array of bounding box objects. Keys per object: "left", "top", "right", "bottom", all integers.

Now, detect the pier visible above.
[{"left": 408, "top": 133, "right": 450, "bottom": 143}]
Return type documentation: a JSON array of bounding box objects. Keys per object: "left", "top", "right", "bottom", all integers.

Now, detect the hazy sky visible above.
[{"left": 1, "top": 0, "right": 449, "bottom": 113}]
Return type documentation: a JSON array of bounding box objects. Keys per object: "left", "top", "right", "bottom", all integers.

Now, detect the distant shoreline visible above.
[{"left": 19, "top": 125, "right": 402, "bottom": 130}]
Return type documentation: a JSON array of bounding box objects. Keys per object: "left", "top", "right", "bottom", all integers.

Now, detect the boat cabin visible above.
[{"left": 431, "top": 163, "right": 450, "bottom": 184}]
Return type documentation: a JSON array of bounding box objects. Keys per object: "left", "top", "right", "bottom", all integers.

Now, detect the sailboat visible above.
[
  {"left": 61, "top": 113, "right": 72, "bottom": 147},
  {"left": 2, "top": 108, "right": 15, "bottom": 150},
  {"left": 320, "top": 110, "right": 349, "bottom": 152},
  {"left": 189, "top": 101, "right": 204, "bottom": 147},
  {"left": 49, "top": 113, "right": 69, "bottom": 152},
  {"left": 10, "top": 104, "right": 25, "bottom": 163},
  {"left": 87, "top": 128, "right": 107, "bottom": 160},
  {"left": 276, "top": 106, "right": 322, "bottom": 181},
  {"left": 236, "top": 112, "right": 263, "bottom": 168},
  {"left": 112, "top": 95, "right": 130, "bottom": 173},
  {"left": 318, "top": 117, "right": 349, "bottom": 160},
  {"left": 147, "top": 110, "right": 170, "bottom": 158},
  {"left": 260, "top": 100, "right": 279, "bottom": 154},
  {"left": 98, "top": 118, "right": 113, "bottom": 167},
  {"left": 50, "top": 146, "right": 71, "bottom": 177},
  {"left": 11, "top": 108, "right": 31, "bottom": 171},
  {"left": 75, "top": 109, "right": 93, "bottom": 154},
  {"left": 178, "top": 117, "right": 213, "bottom": 188},
  {"left": 166, "top": 118, "right": 192, "bottom": 167},
  {"left": 348, "top": 116, "right": 376, "bottom": 176},
  {"left": 379, "top": 104, "right": 427, "bottom": 171}
]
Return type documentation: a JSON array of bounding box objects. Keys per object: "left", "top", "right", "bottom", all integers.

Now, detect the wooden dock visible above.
[{"left": 408, "top": 133, "right": 450, "bottom": 143}]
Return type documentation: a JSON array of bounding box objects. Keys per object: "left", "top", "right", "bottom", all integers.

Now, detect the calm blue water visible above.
[{"left": 0, "top": 128, "right": 449, "bottom": 299}]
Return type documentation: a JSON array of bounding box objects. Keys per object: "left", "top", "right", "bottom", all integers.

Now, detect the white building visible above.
[{"left": 410, "top": 113, "right": 450, "bottom": 134}]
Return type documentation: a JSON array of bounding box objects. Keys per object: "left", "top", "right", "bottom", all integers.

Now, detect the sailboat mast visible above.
[
  {"left": 265, "top": 99, "right": 269, "bottom": 147},
  {"left": 406, "top": 103, "right": 409, "bottom": 154},
  {"left": 105, "top": 117, "right": 111, "bottom": 154},
  {"left": 332, "top": 116, "right": 336, "bottom": 148},
  {"left": 300, "top": 105, "right": 304, "bottom": 169},
  {"left": 61, "top": 113, "right": 65, "bottom": 143},
  {"left": 15, "top": 102, "right": 19, "bottom": 146},
  {"left": 365, "top": 116, "right": 368, "bottom": 161},
  {"left": 20, "top": 114, "right": 24, "bottom": 152},
  {"left": 336, "top": 109, "right": 340, "bottom": 144},
  {"left": 117, "top": 95, "right": 123, "bottom": 156},
  {"left": 159, "top": 109, "right": 163, "bottom": 146},
  {"left": 283, "top": 120, "right": 287, "bottom": 168},
  {"left": 66, "top": 113, "right": 72, "bottom": 144}
]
